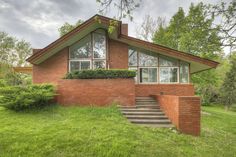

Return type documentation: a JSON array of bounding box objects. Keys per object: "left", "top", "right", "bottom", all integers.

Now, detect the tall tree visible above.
[
  {"left": 220, "top": 54, "right": 236, "bottom": 110},
  {"left": 153, "top": 7, "right": 186, "bottom": 50},
  {"left": 58, "top": 19, "right": 83, "bottom": 37},
  {"left": 0, "top": 32, "right": 31, "bottom": 67},
  {"left": 153, "top": 3, "right": 222, "bottom": 104},
  {"left": 135, "top": 15, "right": 165, "bottom": 42}
]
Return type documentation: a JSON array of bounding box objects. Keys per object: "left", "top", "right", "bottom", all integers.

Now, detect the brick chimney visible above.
[
  {"left": 32, "top": 49, "right": 42, "bottom": 54},
  {"left": 121, "top": 24, "right": 128, "bottom": 35}
]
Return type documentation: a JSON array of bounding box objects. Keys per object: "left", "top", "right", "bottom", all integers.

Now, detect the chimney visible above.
[
  {"left": 121, "top": 24, "right": 128, "bottom": 35},
  {"left": 32, "top": 49, "right": 42, "bottom": 54}
]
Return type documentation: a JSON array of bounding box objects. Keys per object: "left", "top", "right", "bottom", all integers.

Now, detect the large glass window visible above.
[
  {"left": 180, "top": 62, "right": 189, "bottom": 83},
  {"left": 69, "top": 29, "right": 106, "bottom": 72},
  {"left": 70, "top": 35, "right": 92, "bottom": 59},
  {"left": 159, "top": 67, "right": 178, "bottom": 83},
  {"left": 128, "top": 48, "right": 189, "bottom": 84},
  {"left": 93, "top": 33, "right": 106, "bottom": 59},
  {"left": 140, "top": 68, "right": 157, "bottom": 83},
  {"left": 128, "top": 49, "right": 138, "bottom": 66},
  {"left": 159, "top": 56, "right": 178, "bottom": 66},
  {"left": 139, "top": 51, "right": 158, "bottom": 67}
]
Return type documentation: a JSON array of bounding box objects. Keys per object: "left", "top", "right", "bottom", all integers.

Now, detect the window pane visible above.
[
  {"left": 128, "top": 49, "right": 138, "bottom": 66},
  {"left": 93, "top": 33, "right": 106, "bottom": 59},
  {"left": 93, "top": 60, "right": 106, "bottom": 69},
  {"left": 129, "top": 67, "right": 138, "bottom": 83},
  {"left": 70, "top": 35, "right": 92, "bottom": 59},
  {"left": 159, "top": 56, "right": 178, "bottom": 66},
  {"left": 180, "top": 62, "right": 189, "bottom": 83},
  {"left": 140, "top": 68, "right": 157, "bottom": 83},
  {"left": 139, "top": 51, "right": 158, "bottom": 66},
  {"left": 80, "top": 61, "right": 90, "bottom": 70},
  {"left": 70, "top": 61, "right": 80, "bottom": 72},
  {"left": 160, "top": 67, "right": 178, "bottom": 83}
]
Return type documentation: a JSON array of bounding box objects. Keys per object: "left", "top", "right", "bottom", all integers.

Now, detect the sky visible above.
[{"left": 0, "top": 0, "right": 231, "bottom": 52}]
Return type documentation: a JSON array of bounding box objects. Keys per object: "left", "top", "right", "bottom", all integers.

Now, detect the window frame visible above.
[
  {"left": 69, "top": 60, "right": 92, "bottom": 71},
  {"left": 138, "top": 67, "right": 158, "bottom": 84},
  {"left": 128, "top": 48, "right": 189, "bottom": 84}
]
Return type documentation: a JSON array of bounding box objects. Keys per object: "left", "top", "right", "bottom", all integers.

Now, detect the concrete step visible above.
[
  {"left": 138, "top": 124, "right": 175, "bottom": 128},
  {"left": 125, "top": 115, "right": 168, "bottom": 119},
  {"left": 136, "top": 96, "right": 155, "bottom": 98},
  {"left": 136, "top": 103, "right": 158, "bottom": 106},
  {"left": 122, "top": 111, "right": 165, "bottom": 116},
  {"left": 121, "top": 108, "right": 161, "bottom": 112},
  {"left": 136, "top": 97, "right": 155, "bottom": 100},
  {"left": 136, "top": 105, "right": 160, "bottom": 108},
  {"left": 129, "top": 119, "right": 171, "bottom": 124},
  {"left": 136, "top": 101, "right": 157, "bottom": 103},
  {"left": 135, "top": 99, "right": 156, "bottom": 102}
]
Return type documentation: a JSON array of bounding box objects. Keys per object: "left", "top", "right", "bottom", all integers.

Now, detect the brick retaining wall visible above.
[
  {"left": 153, "top": 95, "right": 201, "bottom": 136},
  {"left": 57, "top": 78, "right": 135, "bottom": 106}
]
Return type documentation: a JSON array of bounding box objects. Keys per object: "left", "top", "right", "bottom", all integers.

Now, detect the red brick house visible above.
[{"left": 27, "top": 15, "right": 219, "bottom": 136}]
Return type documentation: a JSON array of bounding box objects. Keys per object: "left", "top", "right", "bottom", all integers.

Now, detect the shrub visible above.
[
  {"left": 0, "top": 84, "right": 55, "bottom": 111},
  {"left": 64, "top": 69, "right": 136, "bottom": 79}
]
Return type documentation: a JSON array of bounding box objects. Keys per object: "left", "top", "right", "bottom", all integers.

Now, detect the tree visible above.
[
  {"left": 207, "top": 1, "right": 236, "bottom": 54},
  {"left": 153, "top": 7, "right": 186, "bottom": 50},
  {"left": 135, "top": 15, "right": 165, "bottom": 42},
  {"left": 58, "top": 19, "right": 83, "bottom": 37},
  {"left": 96, "top": 0, "right": 141, "bottom": 20},
  {"left": 153, "top": 3, "right": 222, "bottom": 104},
  {"left": 220, "top": 54, "right": 236, "bottom": 110},
  {"left": 0, "top": 32, "right": 31, "bottom": 67}
]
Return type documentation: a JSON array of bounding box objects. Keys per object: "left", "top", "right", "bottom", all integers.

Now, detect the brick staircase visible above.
[{"left": 120, "top": 97, "right": 174, "bottom": 128}]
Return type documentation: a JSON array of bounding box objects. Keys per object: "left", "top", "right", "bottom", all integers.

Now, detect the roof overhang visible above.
[
  {"left": 26, "top": 14, "right": 219, "bottom": 74},
  {"left": 27, "top": 15, "right": 121, "bottom": 64}
]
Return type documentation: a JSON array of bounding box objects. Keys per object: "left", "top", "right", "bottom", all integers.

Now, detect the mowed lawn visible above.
[{"left": 0, "top": 105, "right": 235, "bottom": 157}]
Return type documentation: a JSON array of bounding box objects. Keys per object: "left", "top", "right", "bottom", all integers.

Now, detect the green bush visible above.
[
  {"left": 64, "top": 69, "right": 136, "bottom": 79},
  {"left": 0, "top": 84, "right": 55, "bottom": 111}
]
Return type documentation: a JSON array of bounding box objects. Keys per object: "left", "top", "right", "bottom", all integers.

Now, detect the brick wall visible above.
[
  {"left": 154, "top": 95, "right": 201, "bottom": 136},
  {"left": 135, "top": 84, "right": 195, "bottom": 96},
  {"left": 108, "top": 39, "right": 128, "bottom": 69},
  {"left": 57, "top": 78, "right": 135, "bottom": 106},
  {"left": 33, "top": 47, "right": 69, "bottom": 84}
]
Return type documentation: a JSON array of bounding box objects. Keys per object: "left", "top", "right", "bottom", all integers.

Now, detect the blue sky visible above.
[{"left": 0, "top": 0, "right": 231, "bottom": 53}]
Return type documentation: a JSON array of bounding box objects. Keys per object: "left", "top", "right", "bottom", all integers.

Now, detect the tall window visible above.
[
  {"left": 128, "top": 48, "right": 189, "bottom": 84},
  {"left": 69, "top": 29, "right": 106, "bottom": 71}
]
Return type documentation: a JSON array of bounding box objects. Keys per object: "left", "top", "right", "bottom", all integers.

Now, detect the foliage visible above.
[
  {"left": 0, "top": 84, "right": 55, "bottom": 111},
  {"left": 58, "top": 19, "right": 83, "bottom": 37},
  {"left": 0, "top": 32, "right": 32, "bottom": 66},
  {"left": 207, "top": 1, "right": 236, "bottom": 53},
  {"left": 96, "top": 0, "right": 141, "bottom": 20},
  {"left": 153, "top": 3, "right": 222, "bottom": 104},
  {"left": 0, "top": 105, "right": 235, "bottom": 156},
  {"left": 0, "top": 63, "right": 32, "bottom": 86},
  {"left": 65, "top": 69, "right": 136, "bottom": 79},
  {"left": 220, "top": 55, "right": 236, "bottom": 110},
  {"left": 108, "top": 20, "right": 119, "bottom": 34},
  {"left": 135, "top": 15, "right": 165, "bottom": 41}
]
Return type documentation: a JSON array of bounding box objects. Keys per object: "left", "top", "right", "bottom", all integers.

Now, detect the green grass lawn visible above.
[{"left": 0, "top": 105, "right": 235, "bottom": 157}]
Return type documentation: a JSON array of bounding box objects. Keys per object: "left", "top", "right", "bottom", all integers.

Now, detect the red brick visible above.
[
  {"left": 153, "top": 95, "right": 201, "bottom": 136},
  {"left": 136, "top": 84, "right": 195, "bottom": 96},
  {"left": 57, "top": 78, "right": 135, "bottom": 106}
]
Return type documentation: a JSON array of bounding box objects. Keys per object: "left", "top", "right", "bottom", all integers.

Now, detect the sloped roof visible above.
[{"left": 27, "top": 14, "right": 219, "bottom": 74}]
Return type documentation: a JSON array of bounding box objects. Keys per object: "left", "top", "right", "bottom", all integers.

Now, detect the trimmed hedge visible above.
[
  {"left": 65, "top": 69, "right": 136, "bottom": 79},
  {"left": 0, "top": 84, "right": 55, "bottom": 111}
]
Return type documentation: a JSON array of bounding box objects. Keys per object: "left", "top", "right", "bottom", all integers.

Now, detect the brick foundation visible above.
[
  {"left": 135, "top": 84, "right": 195, "bottom": 96},
  {"left": 153, "top": 95, "right": 201, "bottom": 136},
  {"left": 57, "top": 78, "right": 135, "bottom": 106}
]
